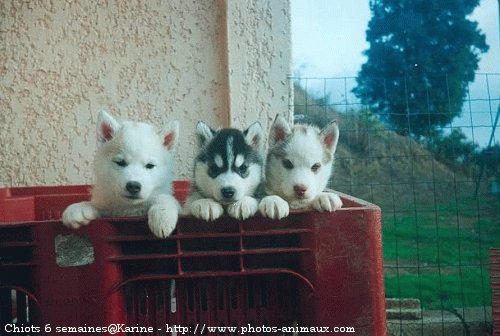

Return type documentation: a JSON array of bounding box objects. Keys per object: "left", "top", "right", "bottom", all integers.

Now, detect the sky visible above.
[
  {"left": 291, "top": 0, "right": 499, "bottom": 146},
  {"left": 292, "top": 0, "right": 498, "bottom": 77}
]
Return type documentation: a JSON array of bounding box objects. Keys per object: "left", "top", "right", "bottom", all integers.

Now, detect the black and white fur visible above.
[
  {"left": 183, "top": 121, "right": 264, "bottom": 221},
  {"left": 259, "top": 114, "right": 342, "bottom": 219}
]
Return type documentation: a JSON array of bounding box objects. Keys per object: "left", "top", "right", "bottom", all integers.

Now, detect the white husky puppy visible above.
[
  {"left": 62, "top": 110, "right": 180, "bottom": 238},
  {"left": 183, "top": 121, "right": 264, "bottom": 221},
  {"left": 259, "top": 115, "right": 343, "bottom": 219}
]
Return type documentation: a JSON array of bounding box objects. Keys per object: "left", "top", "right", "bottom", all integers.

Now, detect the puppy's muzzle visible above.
[
  {"left": 294, "top": 184, "right": 308, "bottom": 198},
  {"left": 221, "top": 186, "right": 236, "bottom": 201},
  {"left": 125, "top": 181, "right": 142, "bottom": 199}
]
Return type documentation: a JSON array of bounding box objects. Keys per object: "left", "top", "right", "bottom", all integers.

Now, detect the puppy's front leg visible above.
[
  {"left": 259, "top": 195, "right": 289, "bottom": 220},
  {"left": 183, "top": 192, "right": 224, "bottom": 222},
  {"left": 148, "top": 194, "right": 180, "bottom": 238},
  {"left": 62, "top": 201, "right": 100, "bottom": 229},
  {"left": 191, "top": 199, "right": 224, "bottom": 221},
  {"left": 227, "top": 196, "right": 259, "bottom": 220},
  {"left": 311, "top": 192, "right": 343, "bottom": 212}
]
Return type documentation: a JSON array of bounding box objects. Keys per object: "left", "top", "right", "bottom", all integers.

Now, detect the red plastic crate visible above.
[{"left": 0, "top": 181, "right": 386, "bottom": 335}]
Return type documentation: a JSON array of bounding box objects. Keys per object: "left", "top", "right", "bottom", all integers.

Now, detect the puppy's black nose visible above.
[
  {"left": 126, "top": 181, "right": 142, "bottom": 195},
  {"left": 221, "top": 187, "right": 236, "bottom": 200}
]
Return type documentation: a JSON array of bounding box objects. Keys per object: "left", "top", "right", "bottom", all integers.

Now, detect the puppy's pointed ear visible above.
[
  {"left": 196, "top": 121, "right": 215, "bottom": 147},
  {"left": 320, "top": 120, "right": 339, "bottom": 153},
  {"left": 161, "top": 120, "right": 179, "bottom": 151},
  {"left": 244, "top": 121, "right": 264, "bottom": 151},
  {"left": 97, "top": 110, "right": 121, "bottom": 143},
  {"left": 269, "top": 114, "right": 292, "bottom": 147}
]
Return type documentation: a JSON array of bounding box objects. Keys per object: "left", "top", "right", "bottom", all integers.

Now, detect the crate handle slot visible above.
[
  {"left": 108, "top": 269, "right": 315, "bottom": 298},
  {"left": 170, "top": 279, "right": 176, "bottom": 313}
]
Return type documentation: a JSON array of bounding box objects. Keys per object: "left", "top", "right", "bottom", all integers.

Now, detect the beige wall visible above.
[{"left": 0, "top": 0, "right": 291, "bottom": 187}]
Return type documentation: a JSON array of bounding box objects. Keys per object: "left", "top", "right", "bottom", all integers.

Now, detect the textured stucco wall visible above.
[
  {"left": 226, "top": 0, "right": 291, "bottom": 129},
  {"left": 0, "top": 0, "right": 291, "bottom": 187}
]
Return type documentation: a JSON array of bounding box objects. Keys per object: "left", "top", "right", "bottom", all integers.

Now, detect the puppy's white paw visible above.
[
  {"left": 311, "top": 192, "right": 343, "bottom": 212},
  {"left": 148, "top": 201, "right": 179, "bottom": 238},
  {"left": 259, "top": 195, "right": 289, "bottom": 220},
  {"left": 190, "top": 199, "right": 224, "bottom": 221},
  {"left": 62, "top": 202, "right": 100, "bottom": 229},
  {"left": 227, "top": 196, "right": 258, "bottom": 220}
]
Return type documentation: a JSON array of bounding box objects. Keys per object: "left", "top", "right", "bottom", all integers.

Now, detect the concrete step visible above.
[
  {"left": 387, "top": 306, "right": 492, "bottom": 336},
  {"left": 387, "top": 308, "right": 422, "bottom": 320},
  {"left": 386, "top": 298, "right": 422, "bottom": 320},
  {"left": 386, "top": 298, "right": 421, "bottom": 309}
]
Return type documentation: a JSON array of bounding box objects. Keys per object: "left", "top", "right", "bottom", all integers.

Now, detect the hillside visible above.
[{"left": 293, "top": 83, "right": 477, "bottom": 210}]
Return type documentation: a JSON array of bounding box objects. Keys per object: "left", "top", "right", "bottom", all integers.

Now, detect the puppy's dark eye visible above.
[
  {"left": 311, "top": 163, "right": 321, "bottom": 173},
  {"left": 145, "top": 163, "right": 156, "bottom": 169},
  {"left": 207, "top": 165, "right": 218, "bottom": 177},
  {"left": 282, "top": 159, "right": 294, "bottom": 170},
  {"left": 114, "top": 159, "right": 127, "bottom": 167},
  {"left": 239, "top": 164, "right": 248, "bottom": 174}
]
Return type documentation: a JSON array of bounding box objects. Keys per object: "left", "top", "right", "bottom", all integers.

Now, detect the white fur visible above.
[
  {"left": 259, "top": 115, "right": 342, "bottom": 219},
  {"left": 214, "top": 154, "right": 224, "bottom": 168},
  {"left": 226, "top": 136, "right": 235, "bottom": 169},
  {"left": 62, "top": 110, "right": 180, "bottom": 238},
  {"left": 189, "top": 198, "right": 224, "bottom": 221},
  {"left": 235, "top": 154, "right": 245, "bottom": 168},
  {"left": 196, "top": 121, "right": 215, "bottom": 145},
  {"left": 227, "top": 196, "right": 259, "bottom": 220},
  {"left": 258, "top": 195, "right": 289, "bottom": 220}
]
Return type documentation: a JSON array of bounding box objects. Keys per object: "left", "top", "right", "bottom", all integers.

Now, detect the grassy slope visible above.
[{"left": 294, "top": 84, "right": 500, "bottom": 310}]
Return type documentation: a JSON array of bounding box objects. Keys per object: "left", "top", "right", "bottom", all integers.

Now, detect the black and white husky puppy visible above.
[
  {"left": 259, "top": 115, "right": 343, "bottom": 219},
  {"left": 183, "top": 121, "right": 264, "bottom": 221}
]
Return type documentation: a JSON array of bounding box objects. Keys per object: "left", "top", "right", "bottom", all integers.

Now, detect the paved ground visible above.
[{"left": 386, "top": 299, "right": 492, "bottom": 336}]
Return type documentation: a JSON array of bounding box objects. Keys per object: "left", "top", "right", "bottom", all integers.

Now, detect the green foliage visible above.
[
  {"left": 476, "top": 144, "right": 500, "bottom": 179},
  {"left": 426, "top": 128, "right": 478, "bottom": 173},
  {"left": 353, "top": 0, "right": 489, "bottom": 137}
]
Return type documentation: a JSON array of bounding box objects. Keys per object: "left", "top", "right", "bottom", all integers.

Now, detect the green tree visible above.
[
  {"left": 353, "top": 0, "right": 489, "bottom": 137},
  {"left": 428, "top": 129, "right": 477, "bottom": 171},
  {"left": 476, "top": 144, "right": 500, "bottom": 179}
]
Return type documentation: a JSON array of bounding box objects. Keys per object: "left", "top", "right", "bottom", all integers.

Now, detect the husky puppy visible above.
[
  {"left": 259, "top": 115, "right": 342, "bottom": 219},
  {"left": 62, "top": 111, "right": 180, "bottom": 238},
  {"left": 183, "top": 121, "right": 264, "bottom": 221}
]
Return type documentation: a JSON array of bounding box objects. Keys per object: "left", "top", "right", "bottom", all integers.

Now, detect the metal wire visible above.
[{"left": 291, "top": 72, "right": 500, "bottom": 335}]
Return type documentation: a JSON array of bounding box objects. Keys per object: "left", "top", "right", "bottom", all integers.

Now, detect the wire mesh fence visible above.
[{"left": 291, "top": 73, "right": 499, "bottom": 335}]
